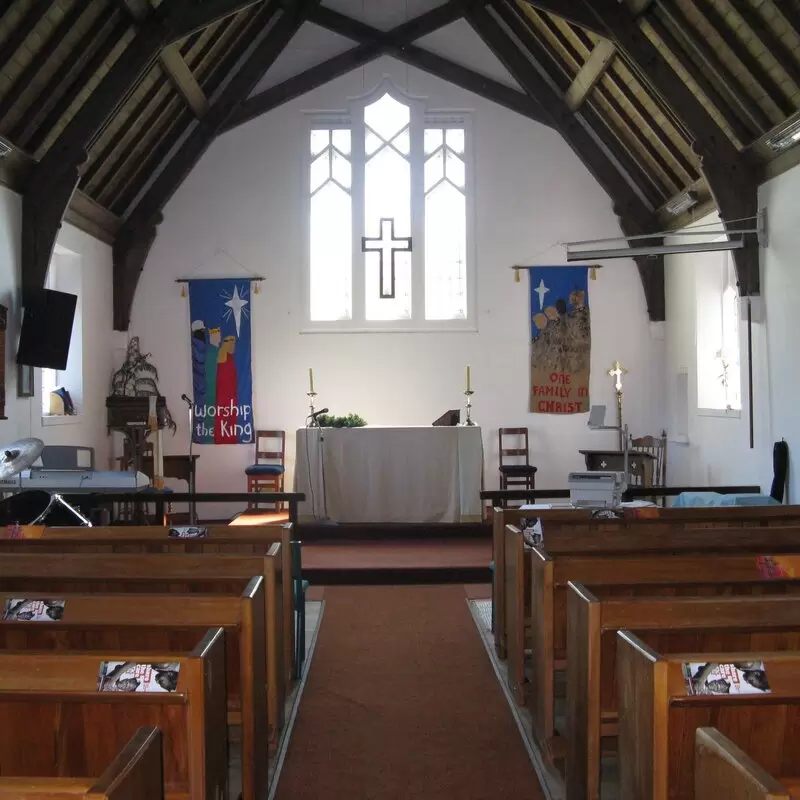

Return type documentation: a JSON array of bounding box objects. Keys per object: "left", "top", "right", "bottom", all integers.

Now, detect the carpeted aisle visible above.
[{"left": 275, "top": 586, "right": 543, "bottom": 800}]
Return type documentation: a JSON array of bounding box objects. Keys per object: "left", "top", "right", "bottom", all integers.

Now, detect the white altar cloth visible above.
[{"left": 294, "top": 426, "right": 484, "bottom": 523}]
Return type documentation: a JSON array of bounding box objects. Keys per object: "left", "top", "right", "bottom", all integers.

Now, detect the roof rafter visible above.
[
  {"left": 564, "top": 39, "right": 616, "bottom": 111},
  {"left": 461, "top": 1, "right": 666, "bottom": 321},
  {"left": 519, "top": 0, "right": 604, "bottom": 36},
  {"left": 307, "top": 5, "right": 551, "bottom": 127},
  {"left": 19, "top": 0, "right": 239, "bottom": 301},
  {"left": 582, "top": 0, "right": 761, "bottom": 296},
  {"left": 226, "top": 2, "right": 489, "bottom": 131},
  {"left": 113, "top": 0, "right": 319, "bottom": 330}
]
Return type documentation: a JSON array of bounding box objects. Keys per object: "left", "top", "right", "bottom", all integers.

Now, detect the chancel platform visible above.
[{"left": 294, "top": 425, "right": 483, "bottom": 523}]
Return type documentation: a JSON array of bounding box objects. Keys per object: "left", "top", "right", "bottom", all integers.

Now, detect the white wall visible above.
[
  {"left": 131, "top": 57, "right": 665, "bottom": 512},
  {"left": 0, "top": 185, "right": 117, "bottom": 467},
  {"left": 664, "top": 164, "right": 800, "bottom": 500}
]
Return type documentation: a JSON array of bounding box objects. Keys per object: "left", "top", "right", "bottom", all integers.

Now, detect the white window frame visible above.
[
  {"left": 301, "top": 78, "right": 477, "bottom": 333},
  {"left": 696, "top": 249, "right": 742, "bottom": 418}
]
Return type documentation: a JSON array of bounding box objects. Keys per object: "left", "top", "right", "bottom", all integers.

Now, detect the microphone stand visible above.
[{"left": 182, "top": 395, "right": 196, "bottom": 525}]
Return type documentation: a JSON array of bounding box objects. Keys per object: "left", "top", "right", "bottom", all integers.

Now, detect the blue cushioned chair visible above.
[{"left": 245, "top": 430, "right": 285, "bottom": 510}]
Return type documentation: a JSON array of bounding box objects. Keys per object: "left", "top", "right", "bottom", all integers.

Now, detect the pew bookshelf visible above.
[
  {"left": 492, "top": 504, "right": 800, "bottom": 660},
  {"left": 504, "top": 522, "right": 800, "bottom": 757},
  {"left": 695, "top": 727, "right": 799, "bottom": 799},
  {"left": 0, "top": 629, "right": 227, "bottom": 800},
  {"left": 566, "top": 585, "right": 800, "bottom": 800},
  {"left": 0, "top": 549, "right": 286, "bottom": 766},
  {"left": 0, "top": 523, "right": 297, "bottom": 687},
  {"left": 0, "top": 726, "right": 164, "bottom": 799},
  {"left": 618, "top": 633, "right": 800, "bottom": 800},
  {"left": 0, "top": 582, "right": 268, "bottom": 800}
]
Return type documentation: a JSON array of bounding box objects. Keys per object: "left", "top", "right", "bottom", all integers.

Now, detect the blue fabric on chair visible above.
[{"left": 244, "top": 464, "right": 285, "bottom": 477}]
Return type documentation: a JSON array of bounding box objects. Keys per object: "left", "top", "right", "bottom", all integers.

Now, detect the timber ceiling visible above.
[{"left": 0, "top": 0, "right": 798, "bottom": 329}]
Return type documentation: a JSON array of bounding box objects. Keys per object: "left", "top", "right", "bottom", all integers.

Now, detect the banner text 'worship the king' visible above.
[
  {"left": 529, "top": 266, "right": 591, "bottom": 414},
  {"left": 188, "top": 279, "right": 254, "bottom": 444}
]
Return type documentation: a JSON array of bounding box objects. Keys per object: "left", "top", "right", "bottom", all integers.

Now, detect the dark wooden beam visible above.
[
  {"left": 0, "top": 1, "right": 88, "bottom": 130},
  {"left": 20, "top": 0, "right": 197, "bottom": 302},
  {"left": 0, "top": 0, "right": 51, "bottom": 74},
  {"left": 519, "top": 0, "right": 605, "bottom": 36},
  {"left": 502, "top": 2, "right": 665, "bottom": 210},
  {"left": 564, "top": 40, "right": 616, "bottom": 110},
  {"left": 309, "top": 7, "right": 552, "bottom": 125},
  {"left": 727, "top": 0, "right": 800, "bottom": 96},
  {"left": 582, "top": 0, "right": 761, "bottom": 296},
  {"left": 461, "top": 2, "right": 665, "bottom": 320},
  {"left": 171, "top": 0, "right": 266, "bottom": 40},
  {"left": 225, "top": 44, "right": 380, "bottom": 130},
  {"left": 160, "top": 46, "right": 210, "bottom": 117},
  {"left": 113, "top": 214, "right": 162, "bottom": 331},
  {"left": 114, "top": 0, "right": 315, "bottom": 330},
  {"left": 695, "top": 0, "right": 793, "bottom": 118},
  {"left": 644, "top": 10, "right": 756, "bottom": 146},
  {"left": 654, "top": 0, "right": 771, "bottom": 136},
  {"left": 21, "top": 164, "right": 83, "bottom": 298},
  {"left": 11, "top": 6, "right": 123, "bottom": 148},
  {"left": 24, "top": 15, "right": 130, "bottom": 155},
  {"left": 107, "top": 11, "right": 254, "bottom": 215}
]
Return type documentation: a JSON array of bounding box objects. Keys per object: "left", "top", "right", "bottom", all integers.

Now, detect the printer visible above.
[{"left": 568, "top": 471, "right": 627, "bottom": 508}]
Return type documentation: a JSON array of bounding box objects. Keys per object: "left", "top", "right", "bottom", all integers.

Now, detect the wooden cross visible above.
[{"left": 361, "top": 217, "right": 412, "bottom": 299}]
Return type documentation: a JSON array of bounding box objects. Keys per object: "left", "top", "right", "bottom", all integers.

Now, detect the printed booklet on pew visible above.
[
  {"left": 2, "top": 598, "right": 65, "bottom": 621},
  {"left": 682, "top": 661, "right": 771, "bottom": 695},
  {"left": 519, "top": 517, "right": 544, "bottom": 548},
  {"left": 97, "top": 661, "right": 181, "bottom": 693},
  {"left": 168, "top": 526, "right": 208, "bottom": 538}
]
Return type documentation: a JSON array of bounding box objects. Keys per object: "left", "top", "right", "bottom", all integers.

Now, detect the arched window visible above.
[{"left": 306, "top": 79, "right": 473, "bottom": 330}]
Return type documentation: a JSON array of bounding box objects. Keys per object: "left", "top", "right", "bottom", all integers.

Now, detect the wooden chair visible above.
[
  {"left": 498, "top": 428, "right": 537, "bottom": 505},
  {"left": 629, "top": 429, "right": 667, "bottom": 495},
  {"left": 246, "top": 430, "right": 286, "bottom": 510}
]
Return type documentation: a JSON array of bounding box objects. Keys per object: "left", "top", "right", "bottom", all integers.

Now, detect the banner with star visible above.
[
  {"left": 188, "top": 279, "right": 253, "bottom": 444},
  {"left": 529, "top": 266, "right": 591, "bottom": 414}
]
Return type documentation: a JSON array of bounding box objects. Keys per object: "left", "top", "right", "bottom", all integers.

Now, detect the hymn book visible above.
[
  {"left": 682, "top": 661, "right": 771, "bottom": 695},
  {"left": 97, "top": 661, "right": 181, "bottom": 693},
  {"left": 2, "top": 598, "right": 65, "bottom": 621}
]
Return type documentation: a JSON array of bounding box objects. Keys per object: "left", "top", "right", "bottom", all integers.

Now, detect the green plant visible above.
[
  {"left": 315, "top": 413, "right": 367, "bottom": 428},
  {"left": 110, "top": 337, "right": 177, "bottom": 433}
]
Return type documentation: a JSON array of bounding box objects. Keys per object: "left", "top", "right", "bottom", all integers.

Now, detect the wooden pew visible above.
[
  {"left": 0, "top": 629, "right": 227, "bottom": 800},
  {"left": 0, "top": 523, "right": 296, "bottom": 686},
  {"left": 695, "top": 727, "right": 797, "bottom": 800},
  {"left": 0, "top": 549, "right": 286, "bottom": 752},
  {"left": 0, "top": 727, "right": 164, "bottom": 799},
  {"left": 0, "top": 582, "right": 268, "bottom": 800},
  {"left": 567, "top": 587, "right": 800, "bottom": 800},
  {"left": 509, "top": 529, "right": 800, "bottom": 758},
  {"left": 617, "top": 633, "right": 800, "bottom": 800},
  {"left": 492, "top": 504, "right": 800, "bottom": 657}
]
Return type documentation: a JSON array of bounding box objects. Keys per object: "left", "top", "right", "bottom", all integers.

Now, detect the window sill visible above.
[
  {"left": 696, "top": 408, "right": 741, "bottom": 419},
  {"left": 41, "top": 415, "right": 83, "bottom": 427},
  {"left": 300, "top": 324, "right": 479, "bottom": 334}
]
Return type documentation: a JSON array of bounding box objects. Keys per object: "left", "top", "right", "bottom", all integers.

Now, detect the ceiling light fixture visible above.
[
  {"left": 766, "top": 117, "right": 800, "bottom": 152},
  {"left": 664, "top": 189, "right": 698, "bottom": 216}
]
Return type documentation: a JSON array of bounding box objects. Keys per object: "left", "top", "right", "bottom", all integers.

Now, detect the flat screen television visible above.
[{"left": 17, "top": 288, "right": 77, "bottom": 370}]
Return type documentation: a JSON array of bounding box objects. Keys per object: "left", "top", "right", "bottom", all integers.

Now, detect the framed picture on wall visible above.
[{"left": 17, "top": 363, "right": 33, "bottom": 398}]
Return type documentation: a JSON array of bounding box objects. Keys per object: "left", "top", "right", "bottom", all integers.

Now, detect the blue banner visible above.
[
  {"left": 528, "top": 266, "right": 591, "bottom": 414},
  {"left": 188, "top": 279, "right": 253, "bottom": 444}
]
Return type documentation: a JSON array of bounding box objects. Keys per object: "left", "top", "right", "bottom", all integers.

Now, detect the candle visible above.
[
  {"left": 308, "top": 368, "right": 315, "bottom": 394},
  {"left": 466, "top": 365, "right": 471, "bottom": 393}
]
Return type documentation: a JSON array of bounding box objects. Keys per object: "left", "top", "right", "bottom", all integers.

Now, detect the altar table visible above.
[{"left": 294, "top": 426, "right": 484, "bottom": 523}]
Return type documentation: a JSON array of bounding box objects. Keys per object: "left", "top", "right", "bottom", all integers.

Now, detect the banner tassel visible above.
[{"left": 514, "top": 268, "right": 521, "bottom": 283}]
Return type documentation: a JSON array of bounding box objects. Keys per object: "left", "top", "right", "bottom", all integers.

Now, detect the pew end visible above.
[{"left": 696, "top": 727, "right": 792, "bottom": 800}]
